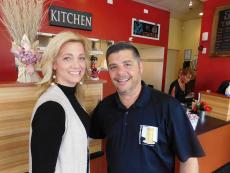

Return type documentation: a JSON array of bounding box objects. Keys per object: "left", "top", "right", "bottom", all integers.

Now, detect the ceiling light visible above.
[
  {"left": 199, "top": 12, "right": 204, "bottom": 16},
  {"left": 189, "top": 0, "right": 193, "bottom": 8}
]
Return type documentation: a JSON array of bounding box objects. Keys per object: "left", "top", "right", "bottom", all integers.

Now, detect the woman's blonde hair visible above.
[{"left": 38, "top": 31, "right": 89, "bottom": 86}]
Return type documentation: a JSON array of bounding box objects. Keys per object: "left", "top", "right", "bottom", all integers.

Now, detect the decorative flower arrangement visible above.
[
  {"left": 11, "top": 34, "right": 42, "bottom": 76},
  {"left": 0, "top": 0, "right": 46, "bottom": 83},
  {"left": 12, "top": 35, "right": 41, "bottom": 65},
  {"left": 192, "top": 101, "right": 212, "bottom": 114}
]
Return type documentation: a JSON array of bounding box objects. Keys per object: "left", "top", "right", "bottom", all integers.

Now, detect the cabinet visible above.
[
  {"left": 76, "top": 80, "right": 104, "bottom": 114},
  {"left": 76, "top": 80, "right": 106, "bottom": 154}
]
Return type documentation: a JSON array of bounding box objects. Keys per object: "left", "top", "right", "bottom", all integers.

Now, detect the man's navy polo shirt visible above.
[{"left": 90, "top": 82, "right": 204, "bottom": 173}]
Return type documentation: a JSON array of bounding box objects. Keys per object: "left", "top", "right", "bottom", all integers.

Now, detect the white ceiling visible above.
[{"left": 133, "top": 0, "right": 206, "bottom": 21}]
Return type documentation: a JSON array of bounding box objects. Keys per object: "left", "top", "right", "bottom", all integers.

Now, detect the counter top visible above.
[
  {"left": 196, "top": 116, "right": 230, "bottom": 135},
  {"left": 83, "top": 79, "right": 107, "bottom": 84},
  {"left": 0, "top": 82, "right": 36, "bottom": 88},
  {"left": 0, "top": 79, "right": 107, "bottom": 88},
  {"left": 200, "top": 91, "right": 229, "bottom": 99}
]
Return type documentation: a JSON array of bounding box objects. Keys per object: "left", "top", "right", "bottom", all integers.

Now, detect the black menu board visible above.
[
  {"left": 210, "top": 5, "right": 230, "bottom": 56},
  {"left": 131, "top": 18, "right": 160, "bottom": 40}
]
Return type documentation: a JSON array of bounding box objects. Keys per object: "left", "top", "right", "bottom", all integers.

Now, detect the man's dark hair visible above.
[{"left": 106, "top": 42, "right": 140, "bottom": 61}]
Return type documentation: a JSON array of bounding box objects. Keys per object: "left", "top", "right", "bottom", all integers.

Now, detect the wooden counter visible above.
[
  {"left": 175, "top": 116, "right": 230, "bottom": 173},
  {"left": 1, "top": 82, "right": 229, "bottom": 173},
  {"left": 200, "top": 91, "right": 230, "bottom": 121},
  {"left": 196, "top": 116, "right": 230, "bottom": 173},
  {"left": 76, "top": 79, "right": 106, "bottom": 114},
  {"left": 0, "top": 80, "right": 106, "bottom": 173},
  {"left": 0, "top": 83, "right": 40, "bottom": 173}
]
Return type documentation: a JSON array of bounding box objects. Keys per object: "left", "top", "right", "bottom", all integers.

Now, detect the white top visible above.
[{"left": 29, "top": 85, "right": 88, "bottom": 173}]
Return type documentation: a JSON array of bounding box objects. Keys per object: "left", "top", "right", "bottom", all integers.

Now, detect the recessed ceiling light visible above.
[{"left": 189, "top": 0, "right": 193, "bottom": 8}]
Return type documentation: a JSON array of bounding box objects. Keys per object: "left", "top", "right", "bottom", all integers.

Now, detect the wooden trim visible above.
[{"left": 142, "top": 59, "right": 163, "bottom": 62}]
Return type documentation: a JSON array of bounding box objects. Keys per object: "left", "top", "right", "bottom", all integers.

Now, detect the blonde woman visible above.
[{"left": 29, "top": 32, "right": 90, "bottom": 173}]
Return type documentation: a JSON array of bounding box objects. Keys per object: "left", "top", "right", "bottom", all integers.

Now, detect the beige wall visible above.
[
  {"left": 168, "top": 17, "right": 184, "bottom": 80},
  {"left": 182, "top": 19, "right": 201, "bottom": 60},
  {"left": 139, "top": 46, "right": 165, "bottom": 90},
  {"left": 165, "top": 17, "right": 201, "bottom": 92},
  {"left": 168, "top": 17, "right": 201, "bottom": 67},
  {"left": 168, "top": 17, "right": 201, "bottom": 53},
  {"left": 168, "top": 18, "right": 183, "bottom": 50},
  {"left": 165, "top": 49, "right": 179, "bottom": 93}
]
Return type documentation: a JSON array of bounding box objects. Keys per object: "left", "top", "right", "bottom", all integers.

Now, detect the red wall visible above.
[
  {"left": 195, "top": 0, "right": 230, "bottom": 93},
  {"left": 0, "top": 0, "right": 170, "bottom": 86},
  {"left": 0, "top": 26, "right": 18, "bottom": 82}
]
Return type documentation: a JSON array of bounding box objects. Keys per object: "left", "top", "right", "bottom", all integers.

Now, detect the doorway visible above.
[
  {"left": 164, "top": 49, "right": 180, "bottom": 93},
  {"left": 134, "top": 43, "right": 165, "bottom": 91}
]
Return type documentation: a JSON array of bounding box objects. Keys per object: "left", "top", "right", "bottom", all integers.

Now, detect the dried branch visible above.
[{"left": 0, "top": 0, "right": 45, "bottom": 45}]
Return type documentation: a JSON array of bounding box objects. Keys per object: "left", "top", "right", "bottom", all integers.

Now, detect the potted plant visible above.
[{"left": 192, "top": 101, "right": 212, "bottom": 117}]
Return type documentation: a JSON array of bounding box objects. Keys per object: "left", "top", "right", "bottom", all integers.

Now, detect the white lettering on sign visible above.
[{"left": 49, "top": 6, "right": 92, "bottom": 30}]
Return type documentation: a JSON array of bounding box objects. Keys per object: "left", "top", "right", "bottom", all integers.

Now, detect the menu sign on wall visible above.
[
  {"left": 49, "top": 6, "right": 92, "bottom": 31},
  {"left": 210, "top": 5, "right": 230, "bottom": 56},
  {"left": 131, "top": 18, "right": 160, "bottom": 40}
]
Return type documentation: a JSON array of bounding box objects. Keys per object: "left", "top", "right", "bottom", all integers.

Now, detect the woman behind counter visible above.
[
  {"left": 29, "top": 31, "right": 90, "bottom": 173},
  {"left": 168, "top": 67, "right": 194, "bottom": 104}
]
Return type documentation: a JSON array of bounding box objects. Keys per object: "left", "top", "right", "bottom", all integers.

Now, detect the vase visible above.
[
  {"left": 198, "top": 110, "right": 206, "bottom": 123},
  {"left": 17, "top": 64, "right": 41, "bottom": 83}
]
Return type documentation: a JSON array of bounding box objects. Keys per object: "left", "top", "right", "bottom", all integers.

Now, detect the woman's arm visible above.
[
  {"left": 31, "top": 101, "right": 65, "bottom": 173},
  {"left": 171, "top": 86, "right": 176, "bottom": 97}
]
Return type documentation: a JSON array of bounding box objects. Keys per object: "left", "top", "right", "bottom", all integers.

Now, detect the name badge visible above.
[{"left": 139, "top": 125, "right": 158, "bottom": 146}]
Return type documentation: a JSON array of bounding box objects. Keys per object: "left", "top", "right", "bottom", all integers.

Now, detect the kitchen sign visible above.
[{"left": 49, "top": 6, "right": 92, "bottom": 31}]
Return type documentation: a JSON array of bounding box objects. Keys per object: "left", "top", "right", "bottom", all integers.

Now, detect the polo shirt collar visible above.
[{"left": 114, "top": 81, "right": 152, "bottom": 110}]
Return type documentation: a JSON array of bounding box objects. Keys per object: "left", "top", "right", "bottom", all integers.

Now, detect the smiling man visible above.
[{"left": 90, "top": 42, "right": 204, "bottom": 173}]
